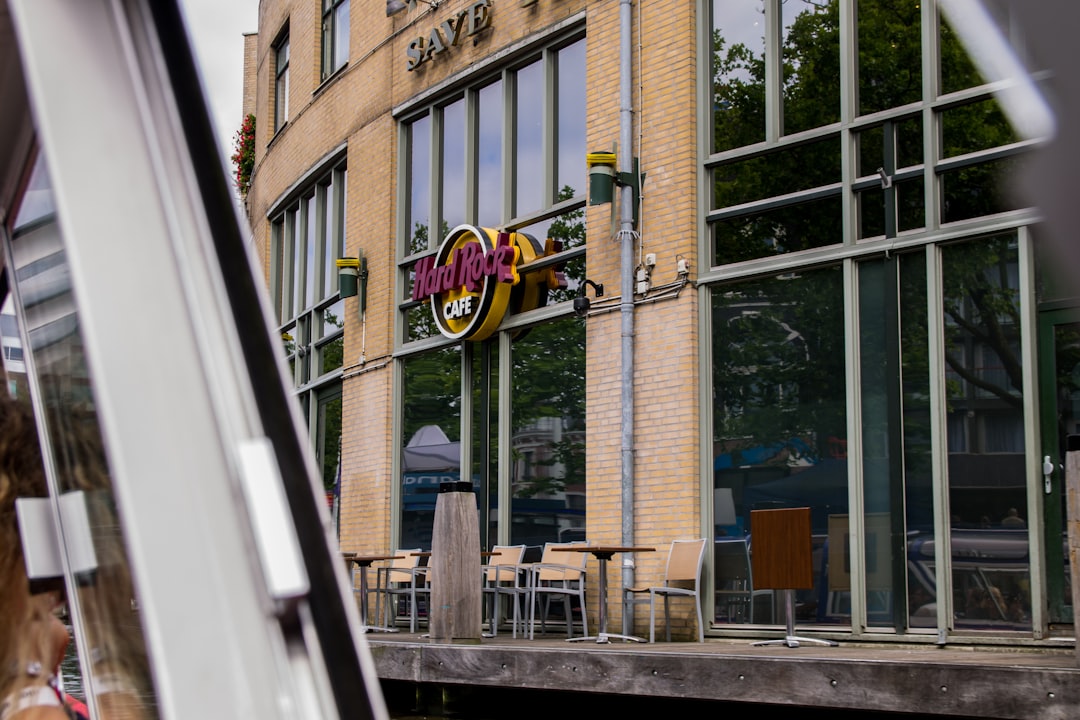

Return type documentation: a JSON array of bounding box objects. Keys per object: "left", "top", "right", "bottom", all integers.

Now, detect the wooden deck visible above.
[{"left": 366, "top": 630, "right": 1080, "bottom": 719}]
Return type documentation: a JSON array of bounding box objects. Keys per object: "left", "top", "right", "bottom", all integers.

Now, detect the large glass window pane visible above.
[
  {"left": 713, "top": 137, "right": 841, "bottom": 209},
  {"left": 556, "top": 39, "right": 586, "bottom": 197},
  {"left": 274, "top": 35, "right": 289, "bottom": 132},
  {"left": 782, "top": 0, "right": 840, "bottom": 136},
  {"left": 477, "top": 81, "right": 503, "bottom": 228},
  {"left": 857, "top": 0, "right": 921, "bottom": 115},
  {"left": 408, "top": 115, "right": 431, "bottom": 255},
  {"left": 941, "top": 156, "right": 1027, "bottom": 224},
  {"left": 857, "top": 256, "right": 931, "bottom": 630},
  {"left": 305, "top": 194, "right": 317, "bottom": 309},
  {"left": 318, "top": 390, "right": 343, "bottom": 494},
  {"left": 290, "top": 209, "right": 302, "bottom": 316},
  {"left": 515, "top": 60, "right": 544, "bottom": 216},
  {"left": 322, "top": 179, "right": 335, "bottom": 299},
  {"left": 471, "top": 341, "right": 499, "bottom": 547},
  {"left": 939, "top": 11, "right": 984, "bottom": 96},
  {"left": 711, "top": 0, "right": 766, "bottom": 153},
  {"left": 9, "top": 167, "right": 160, "bottom": 716},
  {"left": 334, "top": 0, "right": 350, "bottom": 71},
  {"left": 442, "top": 99, "right": 466, "bottom": 231},
  {"left": 899, "top": 252, "right": 934, "bottom": 630},
  {"left": 941, "top": 235, "right": 1031, "bottom": 631},
  {"left": 712, "top": 194, "right": 843, "bottom": 265},
  {"left": 711, "top": 266, "right": 847, "bottom": 628},
  {"left": 401, "top": 348, "right": 462, "bottom": 550},
  {"left": 941, "top": 99, "right": 1018, "bottom": 158},
  {"left": 510, "top": 315, "right": 586, "bottom": 546}
]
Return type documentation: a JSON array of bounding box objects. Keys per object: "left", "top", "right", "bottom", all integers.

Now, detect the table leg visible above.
[{"left": 568, "top": 553, "right": 646, "bottom": 644}]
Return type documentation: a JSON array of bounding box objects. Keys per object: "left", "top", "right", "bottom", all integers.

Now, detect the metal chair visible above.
[
  {"left": 622, "top": 538, "right": 707, "bottom": 642},
  {"left": 714, "top": 536, "right": 774, "bottom": 624},
  {"left": 481, "top": 544, "right": 528, "bottom": 637},
  {"left": 528, "top": 542, "right": 589, "bottom": 639},
  {"left": 375, "top": 549, "right": 424, "bottom": 633}
]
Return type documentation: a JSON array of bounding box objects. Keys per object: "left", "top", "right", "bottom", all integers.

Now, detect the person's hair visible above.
[{"left": 0, "top": 392, "right": 50, "bottom": 697}]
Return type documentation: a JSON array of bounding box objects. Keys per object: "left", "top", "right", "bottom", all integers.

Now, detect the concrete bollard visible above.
[{"left": 428, "top": 480, "right": 481, "bottom": 643}]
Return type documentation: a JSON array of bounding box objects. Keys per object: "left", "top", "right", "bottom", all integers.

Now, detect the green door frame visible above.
[{"left": 1037, "top": 305, "right": 1080, "bottom": 625}]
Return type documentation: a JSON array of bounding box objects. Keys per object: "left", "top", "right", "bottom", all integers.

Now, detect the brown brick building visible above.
[{"left": 243, "top": 0, "right": 1075, "bottom": 646}]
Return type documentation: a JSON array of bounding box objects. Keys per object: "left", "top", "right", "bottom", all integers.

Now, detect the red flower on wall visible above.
[{"left": 231, "top": 113, "right": 255, "bottom": 195}]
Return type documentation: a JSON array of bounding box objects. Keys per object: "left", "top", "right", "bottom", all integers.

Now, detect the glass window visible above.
[
  {"left": 782, "top": 0, "right": 841, "bottom": 136},
  {"left": 941, "top": 235, "right": 1031, "bottom": 631},
  {"left": 477, "top": 81, "right": 503, "bottom": 228},
  {"left": 711, "top": 266, "right": 848, "bottom": 628},
  {"left": 510, "top": 315, "right": 586, "bottom": 546},
  {"left": 322, "top": 0, "right": 350, "bottom": 81},
  {"left": 270, "top": 158, "right": 347, "bottom": 517},
  {"left": 400, "top": 347, "right": 463, "bottom": 550},
  {"left": 857, "top": 0, "right": 921, "bottom": 115},
  {"left": 274, "top": 31, "right": 289, "bottom": 132},
  {"left": 8, "top": 154, "right": 160, "bottom": 716},
  {"left": 712, "top": 194, "right": 843, "bottom": 265},
  {"left": 442, "top": 99, "right": 466, "bottom": 230},
  {"left": 711, "top": 0, "right": 766, "bottom": 153},
  {"left": 399, "top": 31, "right": 587, "bottom": 342},
  {"left": 407, "top": 114, "right": 431, "bottom": 255},
  {"left": 556, "top": 39, "right": 587, "bottom": 197},
  {"left": 514, "top": 59, "right": 544, "bottom": 216}
]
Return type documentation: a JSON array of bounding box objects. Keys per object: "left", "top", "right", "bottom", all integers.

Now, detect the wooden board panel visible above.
[{"left": 750, "top": 507, "right": 813, "bottom": 590}]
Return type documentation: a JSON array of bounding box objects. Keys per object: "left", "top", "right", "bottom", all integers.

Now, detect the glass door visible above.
[{"left": 1037, "top": 308, "right": 1080, "bottom": 626}]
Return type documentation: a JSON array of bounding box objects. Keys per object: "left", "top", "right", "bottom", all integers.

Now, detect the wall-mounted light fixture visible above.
[
  {"left": 336, "top": 254, "right": 369, "bottom": 315},
  {"left": 573, "top": 278, "right": 604, "bottom": 318},
  {"left": 386, "top": 0, "right": 441, "bottom": 16},
  {"left": 585, "top": 150, "right": 645, "bottom": 226}
]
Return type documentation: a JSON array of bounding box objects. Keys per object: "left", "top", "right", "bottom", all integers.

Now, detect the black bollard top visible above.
[
  {"left": 439, "top": 480, "right": 473, "bottom": 493},
  {"left": 1068, "top": 435, "right": 1080, "bottom": 453}
]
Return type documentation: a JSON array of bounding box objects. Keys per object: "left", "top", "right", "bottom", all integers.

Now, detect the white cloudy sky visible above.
[{"left": 178, "top": 0, "right": 259, "bottom": 166}]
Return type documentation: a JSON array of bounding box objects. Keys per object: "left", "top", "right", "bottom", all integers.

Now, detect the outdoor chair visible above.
[
  {"left": 374, "top": 549, "right": 424, "bottom": 633},
  {"left": 622, "top": 538, "right": 707, "bottom": 642},
  {"left": 481, "top": 544, "right": 528, "bottom": 637},
  {"left": 528, "top": 542, "right": 589, "bottom": 639},
  {"left": 714, "top": 536, "right": 774, "bottom": 624}
]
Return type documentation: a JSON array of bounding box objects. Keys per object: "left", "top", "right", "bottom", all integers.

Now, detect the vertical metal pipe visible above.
[{"left": 619, "top": 0, "right": 636, "bottom": 636}]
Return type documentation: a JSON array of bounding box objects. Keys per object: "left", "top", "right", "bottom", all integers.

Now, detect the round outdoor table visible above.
[
  {"left": 566, "top": 545, "right": 655, "bottom": 644},
  {"left": 345, "top": 554, "right": 403, "bottom": 632}
]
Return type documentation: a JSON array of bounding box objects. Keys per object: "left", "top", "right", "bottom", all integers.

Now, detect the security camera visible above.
[{"left": 573, "top": 296, "right": 590, "bottom": 317}]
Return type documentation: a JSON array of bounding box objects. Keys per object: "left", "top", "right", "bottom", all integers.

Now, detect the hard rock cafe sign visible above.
[{"left": 412, "top": 225, "right": 565, "bottom": 341}]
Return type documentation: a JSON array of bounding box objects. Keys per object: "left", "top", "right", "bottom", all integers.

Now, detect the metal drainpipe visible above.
[{"left": 618, "top": 0, "right": 636, "bottom": 637}]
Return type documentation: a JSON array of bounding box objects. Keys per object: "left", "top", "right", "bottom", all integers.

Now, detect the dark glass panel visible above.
[
  {"left": 319, "top": 336, "right": 344, "bottom": 376},
  {"left": 782, "top": 0, "right": 841, "bottom": 136},
  {"left": 858, "top": 188, "right": 885, "bottom": 240},
  {"left": 941, "top": 157, "right": 1027, "bottom": 224},
  {"left": 471, "top": 341, "right": 499, "bottom": 548},
  {"left": 857, "top": 0, "right": 921, "bottom": 115},
  {"left": 896, "top": 177, "right": 925, "bottom": 232},
  {"left": 711, "top": 0, "right": 767, "bottom": 153},
  {"left": 941, "top": 98, "right": 1018, "bottom": 159},
  {"left": 940, "top": 12, "right": 985, "bottom": 96},
  {"left": 713, "top": 194, "right": 842, "bottom": 265},
  {"left": 510, "top": 315, "right": 586, "bottom": 547},
  {"left": 898, "top": 251, "right": 934, "bottom": 630},
  {"left": 896, "top": 116, "right": 923, "bottom": 169},
  {"left": 941, "top": 235, "right": 1031, "bottom": 631},
  {"left": 711, "top": 266, "right": 848, "bottom": 627},
  {"left": 318, "top": 392, "right": 342, "bottom": 492},
  {"left": 400, "top": 347, "right": 462, "bottom": 550},
  {"left": 713, "top": 136, "right": 841, "bottom": 210},
  {"left": 857, "top": 126, "right": 884, "bottom": 178}
]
